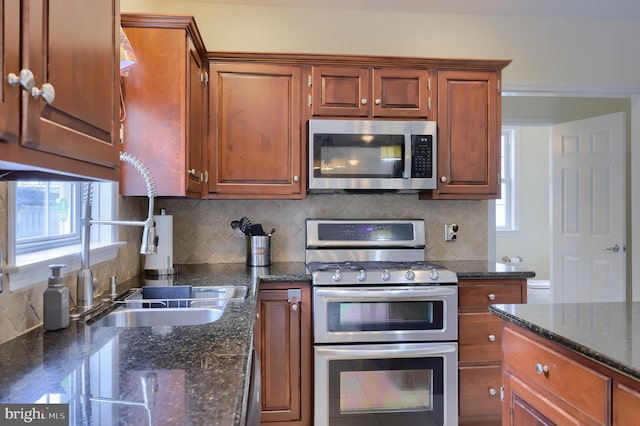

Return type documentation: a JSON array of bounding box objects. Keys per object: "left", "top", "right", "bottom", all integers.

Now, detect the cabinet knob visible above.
[
  {"left": 535, "top": 363, "right": 549, "bottom": 375},
  {"left": 488, "top": 387, "right": 497, "bottom": 396},
  {"left": 440, "top": 176, "right": 447, "bottom": 183},
  {"left": 361, "top": 98, "right": 368, "bottom": 105},
  {"left": 7, "top": 69, "right": 35, "bottom": 91},
  {"left": 188, "top": 168, "right": 197, "bottom": 176},
  {"left": 375, "top": 98, "right": 381, "bottom": 105},
  {"left": 488, "top": 334, "right": 496, "bottom": 342},
  {"left": 31, "top": 83, "right": 55, "bottom": 104},
  {"left": 293, "top": 175, "right": 300, "bottom": 182},
  {"left": 488, "top": 293, "right": 496, "bottom": 301}
]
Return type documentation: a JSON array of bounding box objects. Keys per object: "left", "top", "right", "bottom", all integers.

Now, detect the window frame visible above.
[
  {"left": 7, "top": 181, "right": 123, "bottom": 292},
  {"left": 496, "top": 126, "right": 520, "bottom": 235}
]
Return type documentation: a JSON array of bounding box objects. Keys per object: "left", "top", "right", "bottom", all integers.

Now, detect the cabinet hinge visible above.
[
  {"left": 119, "top": 124, "right": 124, "bottom": 145},
  {"left": 204, "top": 170, "right": 209, "bottom": 184},
  {"left": 308, "top": 94, "right": 312, "bottom": 107},
  {"left": 500, "top": 386, "right": 504, "bottom": 402},
  {"left": 308, "top": 74, "right": 312, "bottom": 87},
  {"left": 427, "top": 96, "right": 431, "bottom": 110},
  {"left": 427, "top": 77, "right": 431, "bottom": 92},
  {"left": 203, "top": 71, "right": 209, "bottom": 85},
  {"left": 497, "top": 79, "right": 501, "bottom": 93}
]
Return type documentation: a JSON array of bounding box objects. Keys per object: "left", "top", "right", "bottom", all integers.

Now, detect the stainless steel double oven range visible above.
[{"left": 306, "top": 219, "right": 458, "bottom": 426}]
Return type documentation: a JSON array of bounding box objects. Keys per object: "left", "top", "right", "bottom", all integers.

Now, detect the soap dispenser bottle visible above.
[{"left": 43, "top": 264, "right": 69, "bottom": 331}]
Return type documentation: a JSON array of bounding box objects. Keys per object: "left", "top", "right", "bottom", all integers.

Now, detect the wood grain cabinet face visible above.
[
  {"left": 310, "top": 66, "right": 434, "bottom": 119},
  {"left": 208, "top": 63, "right": 304, "bottom": 199},
  {"left": 254, "top": 282, "right": 312, "bottom": 426},
  {"left": 120, "top": 15, "right": 206, "bottom": 197},
  {"left": 427, "top": 69, "right": 501, "bottom": 200},
  {"left": 0, "top": 0, "right": 119, "bottom": 180},
  {"left": 458, "top": 278, "right": 526, "bottom": 426}
]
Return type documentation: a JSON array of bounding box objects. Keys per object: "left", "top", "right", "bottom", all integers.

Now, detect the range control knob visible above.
[
  {"left": 428, "top": 268, "right": 440, "bottom": 281},
  {"left": 332, "top": 270, "right": 343, "bottom": 282},
  {"left": 405, "top": 269, "right": 416, "bottom": 281},
  {"left": 381, "top": 269, "right": 392, "bottom": 281},
  {"left": 356, "top": 270, "right": 367, "bottom": 282}
]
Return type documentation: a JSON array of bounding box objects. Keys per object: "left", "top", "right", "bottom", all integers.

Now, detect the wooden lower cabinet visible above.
[
  {"left": 501, "top": 323, "right": 620, "bottom": 426},
  {"left": 458, "top": 278, "right": 527, "bottom": 425},
  {"left": 254, "top": 281, "right": 312, "bottom": 425}
]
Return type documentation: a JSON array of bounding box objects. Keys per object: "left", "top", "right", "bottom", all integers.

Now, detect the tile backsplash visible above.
[
  {"left": 158, "top": 193, "right": 488, "bottom": 264},
  {"left": 0, "top": 186, "right": 487, "bottom": 344}
]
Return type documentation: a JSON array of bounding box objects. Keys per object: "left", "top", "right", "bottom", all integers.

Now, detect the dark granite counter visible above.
[
  {"left": 490, "top": 302, "right": 640, "bottom": 381},
  {"left": 0, "top": 262, "right": 309, "bottom": 426},
  {"left": 437, "top": 260, "right": 535, "bottom": 279}
]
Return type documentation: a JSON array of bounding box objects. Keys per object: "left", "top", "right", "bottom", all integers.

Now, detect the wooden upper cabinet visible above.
[
  {"left": 120, "top": 14, "right": 207, "bottom": 197},
  {"left": 0, "top": 0, "right": 120, "bottom": 180},
  {"left": 310, "top": 66, "right": 433, "bottom": 118},
  {"left": 423, "top": 69, "right": 501, "bottom": 200},
  {"left": 207, "top": 62, "right": 304, "bottom": 199}
]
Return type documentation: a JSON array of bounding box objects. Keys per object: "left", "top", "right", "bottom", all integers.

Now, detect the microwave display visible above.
[{"left": 308, "top": 119, "right": 437, "bottom": 192}]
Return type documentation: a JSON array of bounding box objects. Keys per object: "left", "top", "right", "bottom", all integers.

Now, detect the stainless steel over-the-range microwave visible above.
[{"left": 308, "top": 119, "right": 437, "bottom": 192}]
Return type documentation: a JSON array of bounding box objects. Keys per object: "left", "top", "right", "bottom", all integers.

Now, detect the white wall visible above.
[
  {"left": 121, "top": 1, "right": 640, "bottom": 93},
  {"left": 496, "top": 126, "right": 550, "bottom": 280}
]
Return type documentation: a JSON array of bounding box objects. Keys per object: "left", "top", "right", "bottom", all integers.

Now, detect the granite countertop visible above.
[
  {"left": 490, "top": 302, "right": 640, "bottom": 381},
  {"left": 0, "top": 262, "right": 309, "bottom": 426},
  {"left": 0, "top": 260, "right": 532, "bottom": 425},
  {"left": 437, "top": 260, "right": 535, "bottom": 279}
]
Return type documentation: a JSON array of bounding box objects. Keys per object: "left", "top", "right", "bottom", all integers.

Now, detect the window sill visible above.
[{"left": 8, "top": 242, "right": 126, "bottom": 292}]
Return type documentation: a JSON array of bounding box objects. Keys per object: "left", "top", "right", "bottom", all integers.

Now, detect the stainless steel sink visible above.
[
  {"left": 89, "top": 307, "right": 224, "bottom": 327},
  {"left": 87, "top": 285, "right": 247, "bottom": 327}
]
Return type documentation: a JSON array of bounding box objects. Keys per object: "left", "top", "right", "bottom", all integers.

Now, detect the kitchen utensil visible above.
[
  {"left": 230, "top": 220, "right": 243, "bottom": 234},
  {"left": 239, "top": 217, "right": 252, "bottom": 235},
  {"left": 248, "top": 224, "right": 265, "bottom": 236}
]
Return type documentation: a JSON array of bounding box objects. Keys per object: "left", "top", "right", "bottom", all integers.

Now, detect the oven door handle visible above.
[
  {"left": 314, "top": 287, "right": 456, "bottom": 300},
  {"left": 316, "top": 343, "right": 457, "bottom": 358}
]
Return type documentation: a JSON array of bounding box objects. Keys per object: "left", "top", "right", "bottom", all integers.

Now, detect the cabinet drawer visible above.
[
  {"left": 459, "top": 313, "right": 502, "bottom": 362},
  {"left": 459, "top": 364, "right": 502, "bottom": 417},
  {"left": 459, "top": 283, "right": 522, "bottom": 308},
  {"left": 503, "top": 327, "right": 610, "bottom": 424}
]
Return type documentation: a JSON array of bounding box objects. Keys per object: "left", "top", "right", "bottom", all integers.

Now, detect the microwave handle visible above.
[{"left": 403, "top": 134, "right": 412, "bottom": 179}]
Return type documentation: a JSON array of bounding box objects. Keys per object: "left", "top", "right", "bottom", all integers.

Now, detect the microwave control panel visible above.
[{"left": 411, "top": 135, "right": 433, "bottom": 178}]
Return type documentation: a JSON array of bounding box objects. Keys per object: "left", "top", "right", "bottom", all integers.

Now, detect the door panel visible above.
[{"left": 552, "top": 112, "right": 625, "bottom": 303}]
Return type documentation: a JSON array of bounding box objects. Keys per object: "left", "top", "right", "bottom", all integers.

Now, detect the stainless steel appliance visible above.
[
  {"left": 306, "top": 219, "right": 458, "bottom": 426},
  {"left": 308, "top": 119, "right": 437, "bottom": 192}
]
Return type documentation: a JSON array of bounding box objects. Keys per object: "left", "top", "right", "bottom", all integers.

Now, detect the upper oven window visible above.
[{"left": 327, "top": 300, "right": 444, "bottom": 333}]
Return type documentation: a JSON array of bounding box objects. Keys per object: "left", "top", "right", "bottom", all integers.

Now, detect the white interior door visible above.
[{"left": 551, "top": 112, "right": 626, "bottom": 303}]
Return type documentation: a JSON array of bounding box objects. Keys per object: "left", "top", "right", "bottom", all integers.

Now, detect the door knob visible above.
[{"left": 602, "top": 244, "right": 620, "bottom": 253}]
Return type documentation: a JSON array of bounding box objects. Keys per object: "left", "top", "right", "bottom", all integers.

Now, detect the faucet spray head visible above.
[{"left": 140, "top": 220, "right": 158, "bottom": 255}]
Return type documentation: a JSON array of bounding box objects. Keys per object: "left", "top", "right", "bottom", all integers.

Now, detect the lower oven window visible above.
[
  {"left": 329, "top": 357, "right": 444, "bottom": 426},
  {"left": 328, "top": 300, "right": 443, "bottom": 332}
]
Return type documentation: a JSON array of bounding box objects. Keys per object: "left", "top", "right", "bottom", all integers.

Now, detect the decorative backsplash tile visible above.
[{"left": 158, "top": 193, "right": 488, "bottom": 264}]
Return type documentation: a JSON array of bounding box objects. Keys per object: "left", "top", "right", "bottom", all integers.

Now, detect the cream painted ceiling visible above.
[{"left": 189, "top": 0, "right": 640, "bottom": 20}]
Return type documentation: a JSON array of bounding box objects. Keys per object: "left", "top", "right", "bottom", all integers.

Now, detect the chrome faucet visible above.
[{"left": 76, "top": 152, "right": 158, "bottom": 310}]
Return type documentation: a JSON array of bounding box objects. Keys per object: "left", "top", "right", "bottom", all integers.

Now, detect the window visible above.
[
  {"left": 496, "top": 127, "right": 519, "bottom": 233},
  {"left": 8, "top": 181, "right": 121, "bottom": 291}
]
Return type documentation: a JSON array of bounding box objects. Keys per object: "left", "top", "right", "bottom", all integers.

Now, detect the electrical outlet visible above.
[{"left": 444, "top": 224, "right": 458, "bottom": 241}]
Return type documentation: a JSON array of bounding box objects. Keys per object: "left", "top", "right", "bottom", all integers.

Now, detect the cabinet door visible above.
[
  {"left": 0, "top": 0, "right": 20, "bottom": 143},
  {"left": 310, "top": 66, "right": 370, "bottom": 116},
  {"left": 25, "top": 0, "right": 119, "bottom": 172},
  {"left": 254, "top": 283, "right": 312, "bottom": 426},
  {"left": 434, "top": 70, "right": 501, "bottom": 199},
  {"left": 372, "top": 68, "right": 432, "bottom": 118},
  {"left": 208, "top": 63, "right": 303, "bottom": 198},
  {"left": 613, "top": 382, "right": 640, "bottom": 426}
]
